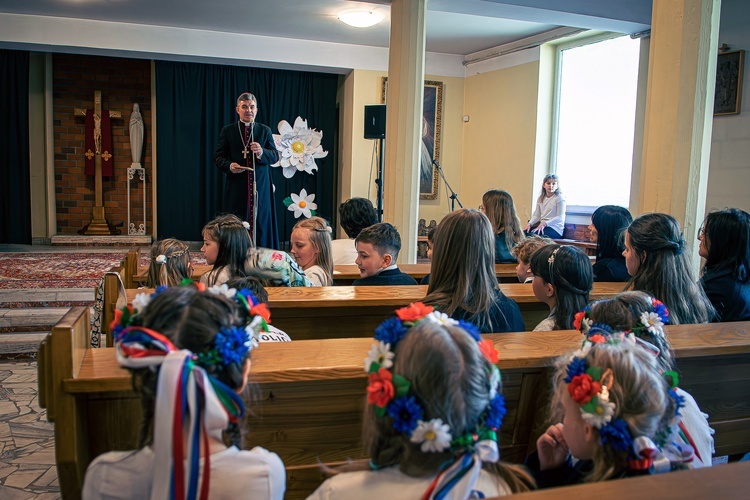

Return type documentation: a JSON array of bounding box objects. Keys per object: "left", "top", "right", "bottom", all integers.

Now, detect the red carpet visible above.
[{"left": 0, "top": 252, "right": 126, "bottom": 289}]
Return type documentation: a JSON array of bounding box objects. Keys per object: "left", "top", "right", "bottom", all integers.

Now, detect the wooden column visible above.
[
  {"left": 637, "top": 0, "right": 721, "bottom": 272},
  {"left": 384, "top": 0, "right": 427, "bottom": 264},
  {"left": 74, "top": 90, "right": 122, "bottom": 235}
]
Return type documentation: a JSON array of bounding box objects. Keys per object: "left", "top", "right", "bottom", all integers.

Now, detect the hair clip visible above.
[
  {"left": 242, "top": 221, "right": 251, "bottom": 230},
  {"left": 155, "top": 254, "right": 167, "bottom": 265}
]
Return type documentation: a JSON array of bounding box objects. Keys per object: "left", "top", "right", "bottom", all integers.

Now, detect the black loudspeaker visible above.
[{"left": 364, "top": 104, "right": 386, "bottom": 139}]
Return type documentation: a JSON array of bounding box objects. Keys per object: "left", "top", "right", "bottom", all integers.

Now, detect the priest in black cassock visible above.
[{"left": 214, "top": 92, "right": 280, "bottom": 249}]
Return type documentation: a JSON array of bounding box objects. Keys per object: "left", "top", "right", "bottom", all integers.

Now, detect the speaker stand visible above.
[{"left": 375, "top": 139, "right": 385, "bottom": 222}]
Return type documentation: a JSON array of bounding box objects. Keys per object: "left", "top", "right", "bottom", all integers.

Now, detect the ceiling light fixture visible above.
[{"left": 338, "top": 11, "right": 383, "bottom": 28}]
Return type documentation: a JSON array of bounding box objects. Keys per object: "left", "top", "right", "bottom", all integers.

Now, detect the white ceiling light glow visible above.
[{"left": 338, "top": 11, "right": 383, "bottom": 28}]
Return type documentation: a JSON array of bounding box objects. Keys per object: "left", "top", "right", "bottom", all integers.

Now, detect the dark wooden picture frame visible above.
[
  {"left": 714, "top": 49, "right": 744, "bottom": 116},
  {"left": 381, "top": 78, "right": 444, "bottom": 200}
]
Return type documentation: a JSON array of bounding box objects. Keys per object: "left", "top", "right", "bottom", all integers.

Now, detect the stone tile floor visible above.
[{"left": 0, "top": 361, "right": 59, "bottom": 499}]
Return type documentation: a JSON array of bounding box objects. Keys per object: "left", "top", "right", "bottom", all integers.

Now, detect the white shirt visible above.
[
  {"left": 83, "top": 445, "right": 285, "bottom": 500},
  {"left": 261, "top": 324, "right": 292, "bottom": 342},
  {"left": 304, "top": 264, "right": 332, "bottom": 286},
  {"left": 331, "top": 238, "right": 358, "bottom": 265},
  {"left": 307, "top": 466, "right": 511, "bottom": 500},
  {"left": 529, "top": 193, "right": 566, "bottom": 235}
]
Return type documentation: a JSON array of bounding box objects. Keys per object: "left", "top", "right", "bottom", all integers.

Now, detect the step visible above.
[
  {"left": 0, "top": 307, "right": 94, "bottom": 332},
  {"left": 0, "top": 288, "right": 95, "bottom": 308},
  {"left": 0, "top": 331, "right": 48, "bottom": 355}
]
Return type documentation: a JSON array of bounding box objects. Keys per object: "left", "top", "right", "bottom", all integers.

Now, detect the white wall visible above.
[{"left": 706, "top": 0, "right": 750, "bottom": 213}]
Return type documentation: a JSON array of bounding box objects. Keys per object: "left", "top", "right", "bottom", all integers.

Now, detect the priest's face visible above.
[{"left": 236, "top": 99, "right": 257, "bottom": 123}]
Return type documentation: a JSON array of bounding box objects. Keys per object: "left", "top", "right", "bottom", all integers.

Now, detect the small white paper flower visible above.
[
  {"left": 365, "top": 341, "right": 394, "bottom": 372},
  {"left": 132, "top": 292, "right": 152, "bottom": 312},
  {"left": 287, "top": 188, "right": 317, "bottom": 218},
  {"left": 410, "top": 419, "right": 452, "bottom": 453},
  {"left": 640, "top": 312, "right": 664, "bottom": 334},
  {"left": 580, "top": 397, "right": 616, "bottom": 429},
  {"left": 242, "top": 221, "right": 251, "bottom": 230},
  {"left": 424, "top": 311, "right": 459, "bottom": 326},
  {"left": 155, "top": 254, "right": 167, "bottom": 265},
  {"left": 580, "top": 317, "right": 593, "bottom": 333},
  {"left": 207, "top": 283, "right": 237, "bottom": 299},
  {"left": 489, "top": 366, "right": 501, "bottom": 400},
  {"left": 272, "top": 116, "right": 328, "bottom": 179}
]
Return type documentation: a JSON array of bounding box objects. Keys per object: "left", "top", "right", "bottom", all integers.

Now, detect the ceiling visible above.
[{"left": 0, "top": 0, "right": 652, "bottom": 57}]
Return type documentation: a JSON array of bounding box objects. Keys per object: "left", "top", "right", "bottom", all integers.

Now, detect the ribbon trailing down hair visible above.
[{"left": 117, "top": 327, "right": 245, "bottom": 500}]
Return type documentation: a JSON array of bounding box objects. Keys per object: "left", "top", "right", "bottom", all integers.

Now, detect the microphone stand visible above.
[{"left": 432, "top": 159, "right": 463, "bottom": 211}]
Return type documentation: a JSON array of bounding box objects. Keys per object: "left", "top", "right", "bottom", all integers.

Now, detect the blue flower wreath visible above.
[
  {"left": 565, "top": 357, "right": 587, "bottom": 383},
  {"left": 374, "top": 316, "right": 409, "bottom": 346},
  {"left": 599, "top": 418, "right": 633, "bottom": 452},
  {"left": 387, "top": 396, "right": 423, "bottom": 434},
  {"left": 214, "top": 326, "right": 251, "bottom": 366},
  {"left": 485, "top": 394, "right": 507, "bottom": 430}
]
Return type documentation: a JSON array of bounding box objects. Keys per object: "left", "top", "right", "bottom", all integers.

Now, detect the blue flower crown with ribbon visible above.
[
  {"left": 366, "top": 303, "right": 506, "bottom": 457},
  {"left": 566, "top": 334, "right": 690, "bottom": 472},
  {"left": 113, "top": 282, "right": 272, "bottom": 499}
]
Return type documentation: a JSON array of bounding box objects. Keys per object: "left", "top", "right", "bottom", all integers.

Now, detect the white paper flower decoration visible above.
[
  {"left": 207, "top": 283, "right": 237, "bottom": 299},
  {"left": 580, "top": 397, "right": 616, "bottom": 429},
  {"left": 284, "top": 188, "right": 317, "bottom": 218},
  {"left": 410, "top": 418, "right": 452, "bottom": 453},
  {"left": 155, "top": 254, "right": 167, "bottom": 265},
  {"left": 132, "top": 292, "right": 152, "bottom": 312},
  {"left": 640, "top": 311, "right": 664, "bottom": 335},
  {"left": 272, "top": 116, "right": 328, "bottom": 178},
  {"left": 424, "top": 311, "right": 459, "bottom": 326},
  {"left": 365, "top": 341, "right": 395, "bottom": 372}
]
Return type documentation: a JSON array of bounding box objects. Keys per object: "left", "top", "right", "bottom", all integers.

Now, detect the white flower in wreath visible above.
[
  {"left": 580, "top": 396, "right": 616, "bottom": 429},
  {"left": 207, "top": 283, "right": 237, "bottom": 299},
  {"left": 365, "top": 341, "right": 395, "bottom": 372},
  {"left": 423, "top": 311, "right": 458, "bottom": 327},
  {"left": 132, "top": 292, "right": 152, "bottom": 312},
  {"left": 285, "top": 188, "right": 317, "bottom": 219},
  {"left": 410, "top": 419, "right": 452, "bottom": 453},
  {"left": 640, "top": 311, "right": 665, "bottom": 335},
  {"left": 272, "top": 116, "right": 328, "bottom": 179}
]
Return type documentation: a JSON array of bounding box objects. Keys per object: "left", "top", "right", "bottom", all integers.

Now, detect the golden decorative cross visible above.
[{"left": 74, "top": 90, "right": 122, "bottom": 235}]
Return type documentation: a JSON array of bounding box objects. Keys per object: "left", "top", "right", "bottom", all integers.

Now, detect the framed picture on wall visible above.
[
  {"left": 714, "top": 49, "right": 744, "bottom": 116},
  {"left": 381, "top": 78, "right": 444, "bottom": 200}
]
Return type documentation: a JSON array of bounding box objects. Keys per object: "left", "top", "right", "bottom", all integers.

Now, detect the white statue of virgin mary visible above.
[{"left": 129, "top": 103, "right": 144, "bottom": 166}]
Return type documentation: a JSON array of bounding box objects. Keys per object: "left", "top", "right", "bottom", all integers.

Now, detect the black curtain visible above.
[
  {"left": 0, "top": 50, "right": 31, "bottom": 244},
  {"left": 155, "top": 61, "right": 338, "bottom": 246}
]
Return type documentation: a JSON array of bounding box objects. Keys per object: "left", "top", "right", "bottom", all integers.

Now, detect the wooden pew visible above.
[
  {"left": 553, "top": 238, "right": 597, "bottom": 256},
  {"left": 136, "top": 262, "right": 521, "bottom": 284},
  {"left": 122, "top": 282, "right": 623, "bottom": 340},
  {"left": 39, "top": 310, "right": 750, "bottom": 499},
  {"left": 508, "top": 461, "right": 750, "bottom": 499}
]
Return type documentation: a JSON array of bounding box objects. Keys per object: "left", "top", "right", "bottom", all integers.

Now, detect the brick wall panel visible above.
[{"left": 53, "top": 54, "right": 153, "bottom": 234}]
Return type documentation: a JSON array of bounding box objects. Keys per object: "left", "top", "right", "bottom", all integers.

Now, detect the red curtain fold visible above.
[{"left": 84, "top": 109, "right": 114, "bottom": 177}]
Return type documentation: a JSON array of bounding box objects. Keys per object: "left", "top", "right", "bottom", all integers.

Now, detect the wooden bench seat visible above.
[
  {"left": 38, "top": 308, "right": 750, "bottom": 499},
  {"left": 507, "top": 461, "right": 750, "bottom": 499},
  {"left": 122, "top": 282, "right": 624, "bottom": 340}
]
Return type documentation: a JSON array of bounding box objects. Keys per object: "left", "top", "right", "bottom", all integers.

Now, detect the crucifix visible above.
[{"left": 74, "top": 90, "right": 122, "bottom": 235}]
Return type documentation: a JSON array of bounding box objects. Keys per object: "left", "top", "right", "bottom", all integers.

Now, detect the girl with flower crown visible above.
[
  {"left": 83, "top": 286, "right": 285, "bottom": 499},
  {"left": 139, "top": 238, "right": 193, "bottom": 288},
  {"left": 308, "top": 303, "right": 535, "bottom": 499},
  {"left": 623, "top": 213, "right": 714, "bottom": 324},
  {"left": 290, "top": 216, "right": 334, "bottom": 286},
  {"left": 200, "top": 213, "right": 254, "bottom": 287},
  {"left": 527, "top": 341, "right": 675, "bottom": 487},
  {"left": 577, "top": 291, "right": 714, "bottom": 468}
]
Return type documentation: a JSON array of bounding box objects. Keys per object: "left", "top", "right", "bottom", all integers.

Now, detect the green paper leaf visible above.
[
  {"left": 663, "top": 370, "right": 679, "bottom": 388},
  {"left": 586, "top": 366, "right": 602, "bottom": 381},
  {"left": 582, "top": 396, "right": 599, "bottom": 413},
  {"left": 309, "top": 209, "right": 317, "bottom": 217},
  {"left": 283, "top": 196, "right": 293, "bottom": 206},
  {"left": 375, "top": 405, "right": 387, "bottom": 418},
  {"left": 392, "top": 374, "right": 411, "bottom": 397},
  {"left": 368, "top": 362, "right": 381, "bottom": 374}
]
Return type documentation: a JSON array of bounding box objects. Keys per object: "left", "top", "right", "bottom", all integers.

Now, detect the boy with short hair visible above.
[
  {"left": 510, "top": 234, "right": 553, "bottom": 283},
  {"left": 353, "top": 223, "right": 419, "bottom": 286}
]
